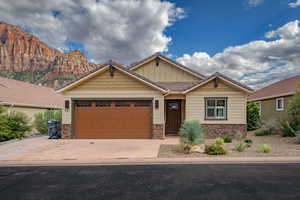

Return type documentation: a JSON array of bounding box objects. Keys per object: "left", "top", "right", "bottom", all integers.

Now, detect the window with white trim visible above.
[
  {"left": 276, "top": 98, "right": 284, "bottom": 111},
  {"left": 205, "top": 97, "right": 227, "bottom": 120}
]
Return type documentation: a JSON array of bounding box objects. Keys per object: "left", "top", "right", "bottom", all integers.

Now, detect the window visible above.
[
  {"left": 76, "top": 102, "right": 92, "bottom": 107},
  {"left": 115, "top": 102, "right": 131, "bottom": 107},
  {"left": 96, "top": 102, "right": 111, "bottom": 107},
  {"left": 205, "top": 98, "right": 227, "bottom": 120},
  {"left": 276, "top": 98, "right": 284, "bottom": 111},
  {"left": 134, "top": 102, "right": 150, "bottom": 107},
  {"left": 168, "top": 102, "right": 179, "bottom": 110}
]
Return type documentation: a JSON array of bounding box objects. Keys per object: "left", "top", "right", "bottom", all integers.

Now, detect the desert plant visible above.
[
  {"left": 235, "top": 143, "right": 246, "bottom": 152},
  {"left": 254, "top": 129, "right": 267, "bottom": 136},
  {"left": 279, "top": 84, "right": 300, "bottom": 137},
  {"left": 205, "top": 144, "right": 227, "bottom": 155},
  {"left": 215, "top": 137, "right": 224, "bottom": 145},
  {"left": 0, "top": 109, "right": 32, "bottom": 142},
  {"left": 261, "top": 120, "right": 277, "bottom": 134},
  {"left": 33, "top": 110, "right": 62, "bottom": 135},
  {"left": 179, "top": 120, "right": 204, "bottom": 153},
  {"left": 223, "top": 136, "right": 232, "bottom": 143},
  {"left": 295, "top": 130, "right": 300, "bottom": 144},
  {"left": 280, "top": 120, "right": 296, "bottom": 137},
  {"left": 247, "top": 102, "right": 261, "bottom": 131},
  {"left": 244, "top": 139, "right": 253, "bottom": 147},
  {"left": 259, "top": 144, "right": 272, "bottom": 153}
]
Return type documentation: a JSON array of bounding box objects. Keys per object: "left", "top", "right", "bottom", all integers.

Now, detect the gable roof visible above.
[
  {"left": 0, "top": 77, "right": 63, "bottom": 109},
  {"left": 56, "top": 61, "right": 168, "bottom": 93},
  {"left": 248, "top": 74, "right": 300, "bottom": 101},
  {"left": 183, "top": 72, "right": 254, "bottom": 94},
  {"left": 156, "top": 82, "right": 198, "bottom": 92},
  {"left": 129, "top": 52, "right": 206, "bottom": 79}
]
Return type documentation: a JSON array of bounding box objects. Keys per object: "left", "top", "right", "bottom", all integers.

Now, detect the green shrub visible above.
[
  {"left": 244, "top": 139, "right": 253, "bottom": 147},
  {"left": 223, "top": 136, "right": 232, "bottom": 143},
  {"left": 179, "top": 120, "right": 204, "bottom": 153},
  {"left": 254, "top": 129, "right": 268, "bottom": 136},
  {"left": 279, "top": 120, "right": 294, "bottom": 137},
  {"left": 295, "top": 131, "right": 300, "bottom": 144},
  {"left": 247, "top": 102, "right": 261, "bottom": 131},
  {"left": 279, "top": 84, "right": 300, "bottom": 137},
  {"left": 0, "top": 109, "right": 32, "bottom": 142},
  {"left": 34, "top": 110, "right": 62, "bottom": 135},
  {"left": 259, "top": 144, "right": 272, "bottom": 153},
  {"left": 262, "top": 120, "right": 277, "bottom": 134},
  {"left": 205, "top": 144, "right": 227, "bottom": 155},
  {"left": 235, "top": 143, "right": 246, "bottom": 152},
  {"left": 215, "top": 137, "right": 224, "bottom": 145}
]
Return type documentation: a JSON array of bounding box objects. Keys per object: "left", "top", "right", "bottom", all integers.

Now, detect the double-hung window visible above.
[
  {"left": 276, "top": 98, "right": 284, "bottom": 111},
  {"left": 205, "top": 97, "right": 227, "bottom": 120}
]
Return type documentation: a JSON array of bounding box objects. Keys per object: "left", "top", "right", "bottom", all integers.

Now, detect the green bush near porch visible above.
[{"left": 179, "top": 120, "right": 204, "bottom": 153}]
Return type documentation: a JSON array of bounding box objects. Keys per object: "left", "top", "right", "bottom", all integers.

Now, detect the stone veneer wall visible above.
[
  {"left": 62, "top": 124, "right": 72, "bottom": 139},
  {"left": 152, "top": 124, "right": 164, "bottom": 139},
  {"left": 202, "top": 124, "right": 246, "bottom": 138}
]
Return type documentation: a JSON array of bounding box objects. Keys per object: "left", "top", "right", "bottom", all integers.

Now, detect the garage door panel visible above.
[{"left": 75, "top": 100, "right": 152, "bottom": 139}]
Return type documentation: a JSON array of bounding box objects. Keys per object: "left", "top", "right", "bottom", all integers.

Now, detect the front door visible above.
[{"left": 165, "top": 100, "right": 182, "bottom": 135}]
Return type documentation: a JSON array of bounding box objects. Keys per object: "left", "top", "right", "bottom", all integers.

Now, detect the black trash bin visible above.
[{"left": 48, "top": 120, "right": 61, "bottom": 139}]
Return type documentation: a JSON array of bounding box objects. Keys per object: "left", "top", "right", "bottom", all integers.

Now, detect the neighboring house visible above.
[
  {"left": 57, "top": 53, "right": 253, "bottom": 139},
  {"left": 0, "top": 77, "right": 64, "bottom": 121},
  {"left": 248, "top": 75, "right": 300, "bottom": 122}
]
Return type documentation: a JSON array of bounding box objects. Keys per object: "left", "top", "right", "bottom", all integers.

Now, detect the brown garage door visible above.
[{"left": 74, "top": 100, "right": 152, "bottom": 139}]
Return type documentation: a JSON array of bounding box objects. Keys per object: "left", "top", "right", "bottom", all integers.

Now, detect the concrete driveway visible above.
[{"left": 0, "top": 136, "right": 178, "bottom": 161}]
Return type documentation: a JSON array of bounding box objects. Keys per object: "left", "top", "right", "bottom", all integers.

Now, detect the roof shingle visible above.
[
  {"left": 0, "top": 77, "right": 64, "bottom": 108},
  {"left": 248, "top": 75, "right": 300, "bottom": 101}
]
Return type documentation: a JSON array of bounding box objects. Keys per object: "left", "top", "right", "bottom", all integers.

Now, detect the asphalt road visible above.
[{"left": 0, "top": 163, "right": 300, "bottom": 200}]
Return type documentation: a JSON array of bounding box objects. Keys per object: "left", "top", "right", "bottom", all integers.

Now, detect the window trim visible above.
[
  {"left": 204, "top": 97, "right": 228, "bottom": 120},
  {"left": 276, "top": 98, "right": 284, "bottom": 111},
  {"left": 256, "top": 101, "right": 262, "bottom": 116}
]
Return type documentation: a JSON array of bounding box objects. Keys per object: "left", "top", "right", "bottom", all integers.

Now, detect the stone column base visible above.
[
  {"left": 202, "top": 124, "right": 246, "bottom": 138},
  {"left": 152, "top": 124, "right": 164, "bottom": 139},
  {"left": 62, "top": 124, "right": 72, "bottom": 139}
]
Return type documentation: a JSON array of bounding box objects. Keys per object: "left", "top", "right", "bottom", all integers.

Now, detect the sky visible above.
[{"left": 0, "top": 0, "right": 300, "bottom": 89}]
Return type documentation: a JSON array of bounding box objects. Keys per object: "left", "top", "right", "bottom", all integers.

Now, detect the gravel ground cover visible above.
[{"left": 158, "top": 133, "right": 300, "bottom": 158}]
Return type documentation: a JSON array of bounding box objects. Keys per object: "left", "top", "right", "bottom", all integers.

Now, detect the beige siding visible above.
[
  {"left": 186, "top": 80, "right": 247, "bottom": 124},
  {"left": 62, "top": 69, "right": 165, "bottom": 125},
  {"left": 4, "top": 105, "right": 49, "bottom": 122},
  {"left": 133, "top": 59, "right": 201, "bottom": 82}
]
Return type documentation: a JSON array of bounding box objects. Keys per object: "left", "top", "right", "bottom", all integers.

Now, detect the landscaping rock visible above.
[{"left": 191, "top": 144, "right": 205, "bottom": 153}]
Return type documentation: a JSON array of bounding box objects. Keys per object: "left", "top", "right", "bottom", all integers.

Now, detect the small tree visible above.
[
  {"left": 179, "top": 120, "right": 204, "bottom": 153},
  {"left": 247, "top": 102, "right": 260, "bottom": 131},
  {"left": 33, "top": 110, "right": 62, "bottom": 135},
  {"left": 282, "top": 84, "right": 300, "bottom": 136}
]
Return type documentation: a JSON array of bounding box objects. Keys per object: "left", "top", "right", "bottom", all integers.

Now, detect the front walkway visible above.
[{"left": 0, "top": 136, "right": 178, "bottom": 162}]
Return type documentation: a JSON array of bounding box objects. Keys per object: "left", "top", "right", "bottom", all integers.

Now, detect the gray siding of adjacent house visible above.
[{"left": 259, "top": 95, "right": 293, "bottom": 122}]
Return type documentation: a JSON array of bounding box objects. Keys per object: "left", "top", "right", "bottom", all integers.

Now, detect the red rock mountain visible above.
[{"left": 0, "top": 21, "right": 98, "bottom": 88}]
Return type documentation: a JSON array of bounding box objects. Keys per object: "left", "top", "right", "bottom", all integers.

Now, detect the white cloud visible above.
[
  {"left": 0, "top": 0, "right": 184, "bottom": 63},
  {"left": 289, "top": 0, "right": 300, "bottom": 8},
  {"left": 248, "top": 0, "right": 264, "bottom": 7},
  {"left": 177, "top": 20, "right": 300, "bottom": 89}
]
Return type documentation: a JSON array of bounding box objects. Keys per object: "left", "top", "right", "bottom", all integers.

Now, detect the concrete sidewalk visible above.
[{"left": 1, "top": 156, "right": 300, "bottom": 167}]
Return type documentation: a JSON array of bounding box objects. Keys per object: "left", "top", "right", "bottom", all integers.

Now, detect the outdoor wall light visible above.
[{"left": 65, "top": 100, "right": 70, "bottom": 110}]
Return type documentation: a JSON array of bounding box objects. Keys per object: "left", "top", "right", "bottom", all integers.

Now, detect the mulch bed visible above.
[{"left": 158, "top": 133, "right": 300, "bottom": 158}]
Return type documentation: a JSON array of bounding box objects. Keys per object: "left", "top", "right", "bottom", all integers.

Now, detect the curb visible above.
[{"left": 1, "top": 157, "right": 300, "bottom": 167}]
